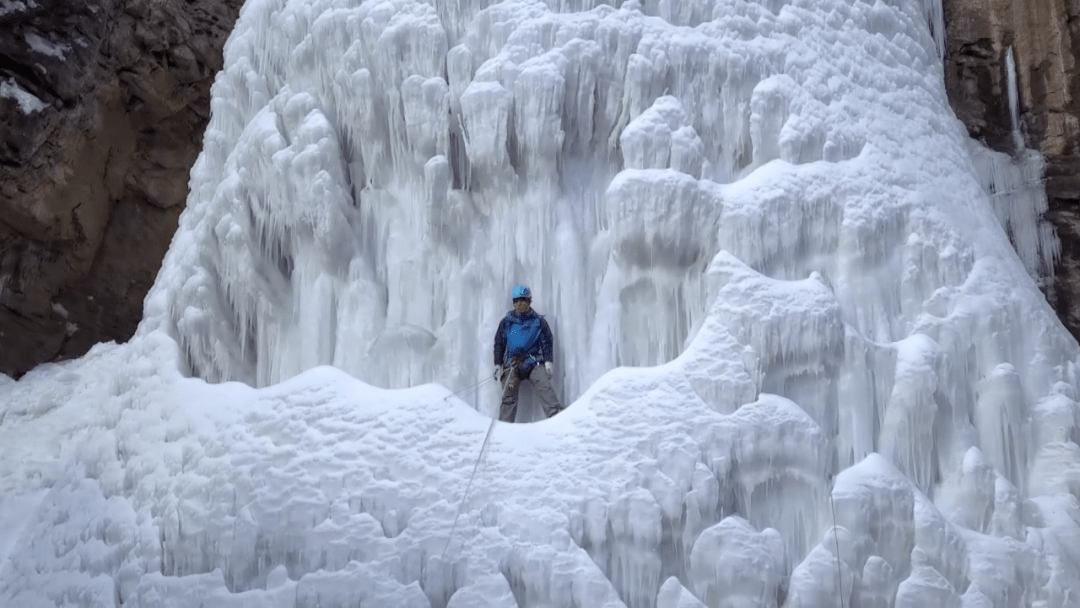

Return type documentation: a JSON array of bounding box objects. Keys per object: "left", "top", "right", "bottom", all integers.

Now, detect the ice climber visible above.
[{"left": 493, "top": 285, "right": 563, "bottom": 422}]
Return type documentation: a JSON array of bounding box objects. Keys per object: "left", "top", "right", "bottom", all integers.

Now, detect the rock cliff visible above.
[
  {"left": 0, "top": 0, "right": 241, "bottom": 376},
  {"left": 943, "top": 0, "right": 1080, "bottom": 339}
]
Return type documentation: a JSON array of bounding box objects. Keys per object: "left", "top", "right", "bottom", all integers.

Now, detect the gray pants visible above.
[{"left": 500, "top": 365, "right": 561, "bottom": 422}]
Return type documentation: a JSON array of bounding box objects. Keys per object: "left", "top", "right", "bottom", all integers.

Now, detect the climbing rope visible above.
[
  {"left": 442, "top": 376, "right": 495, "bottom": 402},
  {"left": 828, "top": 473, "right": 846, "bottom": 608},
  {"left": 441, "top": 372, "right": 509, "bottom": 557},
  {"left": 441, "top": 415, "right": 496, "bottom": 558}
]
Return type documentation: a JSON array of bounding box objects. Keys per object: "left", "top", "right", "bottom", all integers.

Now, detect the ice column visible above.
[{"left": 1006, "top": 47, "right": 1023, "bottom": 154}]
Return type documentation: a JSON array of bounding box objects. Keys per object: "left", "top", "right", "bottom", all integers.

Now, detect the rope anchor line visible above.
[
  {"left": 828, "top": 473, "right": 845, "bottom": 608},
  {"left": 442, "top": 373, "right": 509, "bottom": 558},
  {"left": 442, "top": 376, "right": 495, "bottom": 402}
]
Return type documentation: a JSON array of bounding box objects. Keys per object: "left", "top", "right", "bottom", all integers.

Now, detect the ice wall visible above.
[
  {"left": 141, "top": 0, "right": 936, "bottom": 407},
  {"left": 4, "top": 0, "right": 1080, "bottom": 607}
]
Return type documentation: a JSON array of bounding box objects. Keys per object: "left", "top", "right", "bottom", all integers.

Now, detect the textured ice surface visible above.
[
  {"left": 3, "top": 0, "right": 1080, "bottom": 606},
  {"left": 968, "top": 141, "right": 1057, "bottom": 292}
]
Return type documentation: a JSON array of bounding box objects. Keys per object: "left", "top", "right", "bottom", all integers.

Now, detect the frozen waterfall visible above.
[
  {"left": 138, "top": 0, "right": 952, "bottom": 405},
  {"left": 3, "top": 0, "right": 1080, "bottom": 607}
]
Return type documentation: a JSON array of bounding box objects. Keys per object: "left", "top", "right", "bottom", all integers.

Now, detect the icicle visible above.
[
  {"left": 920, "top": 0, "right": 947, "bottom": 60},
  {"left": 1006, "top": 47, "right": 1023, "bottom": 153}
]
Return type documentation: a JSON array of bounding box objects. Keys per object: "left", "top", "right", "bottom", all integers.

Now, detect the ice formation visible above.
[
  {"left": 965, "top": 46, "right": 1058, "bottom": 293},
  {"left": 3, "top": 0, "right": 1080, "bottom": 606}
]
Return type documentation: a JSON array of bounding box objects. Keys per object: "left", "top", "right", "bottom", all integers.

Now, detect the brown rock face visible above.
[
  {"left": 943, "top": 0, "right": 1080, "bottom": 340},
  {"left": 0, "top": 0, "right": 241, "bottom": 376}
]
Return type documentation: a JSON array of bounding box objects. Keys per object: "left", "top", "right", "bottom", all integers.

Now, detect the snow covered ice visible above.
[{"left": 3, "top": 0, "right": 1080, "bottom": 605}]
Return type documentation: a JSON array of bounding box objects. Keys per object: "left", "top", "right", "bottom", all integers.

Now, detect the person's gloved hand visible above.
[
  {"left": 493, "top": 365, "right": 502, "bottom": 381},
  {"left": 544, "top": 362, "right": 553, "bottom": 375}
]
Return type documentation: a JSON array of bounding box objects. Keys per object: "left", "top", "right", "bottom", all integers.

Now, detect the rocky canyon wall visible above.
[
  {"left": 0, "top": 0, "right": 241, "bottom": 377},
  {"left": 944, "top": 0, "right": 1080, "bottom": 339}
]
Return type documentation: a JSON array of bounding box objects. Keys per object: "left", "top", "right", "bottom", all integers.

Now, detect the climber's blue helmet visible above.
[{"left": 512, "top": 285, "right": 532, "bottom": 300}]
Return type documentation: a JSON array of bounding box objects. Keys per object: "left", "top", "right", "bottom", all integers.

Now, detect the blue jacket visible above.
[{"left": 494, "top": 309, "right": 553, "bottom": 373}]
